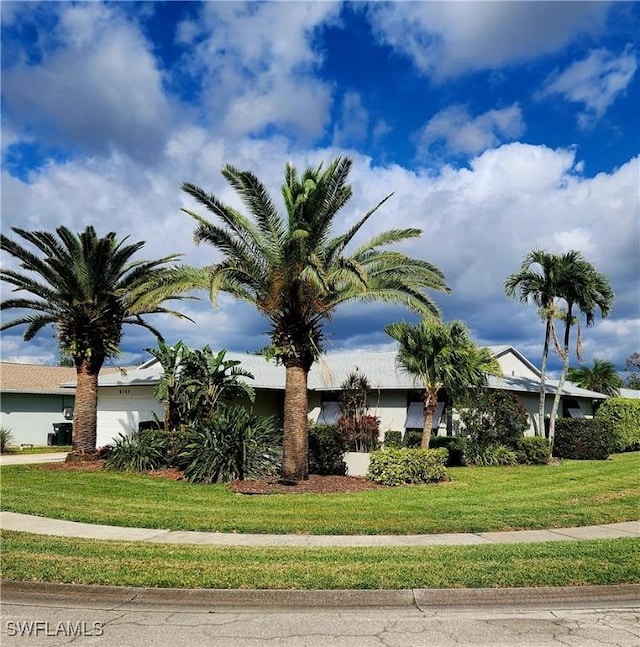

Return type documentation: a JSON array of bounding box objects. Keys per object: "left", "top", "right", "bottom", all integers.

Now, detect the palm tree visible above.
[
  {"left": 567, "top": 359, "right": 623, "bottom": 397},
  {"left": 548, "top": 259, "right": 614, "bottom": 441},
  {"left": 178, "top": 156, "right": 449, "bottom": 481},
  {"left": 504, "top": 250, "right": 583, "bottom": 436},
  {"left": 385, "top": 319, "right": 502, "bottom": 448},
  {"left": 1, "top": 225, "right": 190, "bottom": 456}
]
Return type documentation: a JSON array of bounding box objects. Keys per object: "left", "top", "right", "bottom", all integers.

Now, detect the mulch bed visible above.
[
  {"left": 36, "top": 460, "right": 383, "bottom": 494},
  {"left": 228, "top": 474, "right": 387, "bottom": 495}
]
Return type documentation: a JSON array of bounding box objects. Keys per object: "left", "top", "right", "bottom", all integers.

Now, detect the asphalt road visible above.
[{"left": 2, "top": 583, "right": 639, "bottom": 647}]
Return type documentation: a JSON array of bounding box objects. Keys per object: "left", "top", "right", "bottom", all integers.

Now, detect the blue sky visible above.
[{"left": 1, "top": 1, "right": 639, "bottom": 378}]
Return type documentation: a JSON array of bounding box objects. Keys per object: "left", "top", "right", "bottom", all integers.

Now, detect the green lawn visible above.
[
  {"left": 2, "top": 531, "right": 638, "bottom": 589},
  {"left": 2, "top": 452, "right": 638, "bottom": 535}
]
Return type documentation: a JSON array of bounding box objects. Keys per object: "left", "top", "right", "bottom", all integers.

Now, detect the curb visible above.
[{"left": 3, "top": 580, "right": 639, "bottom": 611}]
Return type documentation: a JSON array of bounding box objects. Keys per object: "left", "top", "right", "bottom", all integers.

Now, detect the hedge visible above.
[
  {"left": 553, "top": 419, "right": 612, "bottom": 460},
  {"left": 595, "top": 398, "right": 640, "bottom": 452},
  {"left": 367, "top": 447, "right": 448, "bottom": 486}
]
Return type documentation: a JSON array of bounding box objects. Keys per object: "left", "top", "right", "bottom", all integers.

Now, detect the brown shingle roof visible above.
[{"left": 0, "top": 363, "right": 123, "bottom": 395}]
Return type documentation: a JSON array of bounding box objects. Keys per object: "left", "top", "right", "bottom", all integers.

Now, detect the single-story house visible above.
[
  {"left": 0, "top": 362, "right": 77, "bottom": 446},
  {"left": 93, "top": 346, "right": 607, "bottom": 447}
]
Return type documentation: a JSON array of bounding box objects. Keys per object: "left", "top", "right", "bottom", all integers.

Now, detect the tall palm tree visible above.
[
  {"left": 179, "top": 156, "right": 449, "bottom": 481},
  {"left": 504, "top": 250, "right": 584, "bottom": 435},
  {"left": 567, "top": 359, "right": 623, "bottom": 397},
  {"left": 548, "top": 259, "right": 614, "bottom": 441},
  {"left": 385, "top": 319, "right": 501, "bottom": 448},
  {"left": 1, "top": 225, "right": 190, "bottom": 456}
]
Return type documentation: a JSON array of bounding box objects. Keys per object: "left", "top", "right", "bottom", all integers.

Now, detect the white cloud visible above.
[
  {"left": 366, "top": 2, "right": 610, "bottom": 79},
  {"left": 418, "top": 104, "right": 525, "bottom": 157},
  {"left": 2, "top": 3, "right": 172, "bottom": 162},
  {"left": 332, "top": 92, "right": 370, "bottom": 147},
  {"left": 538, "top": 46, "right": 638, "bottom": 129},
  {"left": 185, "top": 1, "right": 341, "bottom": 141}
]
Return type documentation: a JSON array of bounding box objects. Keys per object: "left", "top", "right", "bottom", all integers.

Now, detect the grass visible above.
[
  {"left": 2, "top": 452, "right": 639, "bottom": 535},
  {"left": 2, "top": 531, "right": 638, "bottom": 589},
  {"left": 2, "top": 445, "right": 71, "bottom": 455}
]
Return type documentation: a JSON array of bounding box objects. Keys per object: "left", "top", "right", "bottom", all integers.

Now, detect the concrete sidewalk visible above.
[
  {"left": 0, "top": 452, "right": 68, "bottom": 466},
  {"left": 2, "top": 511, "right": 638, "bottom": 546}
]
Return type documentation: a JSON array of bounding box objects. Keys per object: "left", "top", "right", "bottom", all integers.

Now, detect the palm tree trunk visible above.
[
  {"left": 549, "top": 309, "right": 572, "bottom": 445},
  {"left": 421, "top": 391, "right": 437, "bottom": 449},
  {"left": 538, "top": 317, "right": 552, "bottom": 437},
  {"left": 281, "top": 363, "right": 309, "bottom": 482},
  {"left": 72, "top": 360, "right": 100, "bottom": 456}
]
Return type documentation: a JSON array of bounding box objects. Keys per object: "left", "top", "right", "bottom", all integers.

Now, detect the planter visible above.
[{"left": 344, "top": 451, "right": 371, "bottom": 476}]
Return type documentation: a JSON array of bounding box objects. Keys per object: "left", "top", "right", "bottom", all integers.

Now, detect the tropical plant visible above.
[
  {"left": 104, "top": 429, "right": 170, "bottom": 472},
  {"left": 336, "top": 368, "right": 379, "bottom": 452},
  {"left": 175, "top": 346, "right": 255, "bottom": 425},
  {"left": 0, "top": 426, "right": 15, "bottom": 453},
  {"left": 180, "top": 405, "right": 282, "bottom": 484},
  {"left": 1, "top": 225, "right": 190, "bottom": 456},
  {"left": 384, "top": 319, "right": 501, "bottom": 448},
  {"left": 177, "top": 156, "right": 449, "bottom": 481},
  {"left": 145, "top": 339, "right": 188, "bottom": 431},
  {"left": 567, "top": 358, "right": 623, "bottom": 396},
  {"left": 548, "top": 257, "right": 614, "bottom": 442},
  {"left": 623, "top": 352, "right": 640, "bottom": 389},
  {"left": 505, "top": 250, "right": 581, "bottom": 435}
]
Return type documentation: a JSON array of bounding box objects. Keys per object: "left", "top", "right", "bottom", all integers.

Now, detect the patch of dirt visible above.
[{"left": 229, "top": 474, "right": 387, "bottom": 495}]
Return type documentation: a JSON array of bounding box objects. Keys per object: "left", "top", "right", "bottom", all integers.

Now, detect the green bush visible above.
[
  {"left": 554, "top": 419, "right": 612, "bottom": 460},
  {"left": 429, "top": 435, "right": 469, "bottom": 466},
  {"left": 461, "top": 391, "right": 529, "bottom": 450},
  {"left": 105, "top": 429, "right": 170, "bottom": 472},
  {"left": 515, "top": 436, "right": 552, "bottom": 464},
  {"left": 468, "top": 444, "right": 518, "bottom": 466},
  {"left": 367, "top": 447, "right": 448, "bottom": 486},
  {"left": 1, "top": 426, "right": 15, "bottom": 453},
  {"left": 181, "top": 405, "right": 282, "bottom": 484},
  {"left": 403, "top": 430, "right": 423, "bottom": 448},
  {"left": 595, "top": 398, "right": 640, "bottom": 452},
  {"left": 383, "top": 430, "right": 403, "bottom": 449},
  {"left": 308, "top": 424, "right": 347, "bottom": 475}
]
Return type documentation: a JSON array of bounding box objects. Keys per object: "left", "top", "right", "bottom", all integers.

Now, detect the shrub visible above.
[
  {"left": 367, "top": 447, "right": 448, "bottom": 486},
  {"left": 595, "top": 398, "right": 640, "bottom": 452},
  {"left": 467, "top": 444, "right": 518, "bottom": 466},
  {"left": 308, "top": 424, "right": 347, "bottom": 475},
  {"left": 0, "top": 426, "right": 15, "bottom": 453},
  {"left": 515, "top": 437, "right": 552, "bottom": 465},
  {"left": 554, "top": 419, "right": 612, "bottom": 460},
  {"left": 403, "top": 430, "right": 423, "bottom": 448},
  {"left": 337, "top": 414, "right": 380, "bottom": 453},
  {"left": 429, "top": 435, "right": 469, "bottom": 466},
  {"left": 461, "top": 391, "right": 529, "bottom": 450},
  {"left": 181, "top": 405, "right": 282, "bottom": 484},
  {"left": 105, "top": 428, "right": 170, "bottom": 472},
  {"left": 383, "top": 430, "right": 403, "bottom": 449}
]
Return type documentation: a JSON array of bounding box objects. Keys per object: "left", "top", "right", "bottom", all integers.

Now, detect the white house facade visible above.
[{"left": 93, "top": 346, "right": 606, "bottom": 448}]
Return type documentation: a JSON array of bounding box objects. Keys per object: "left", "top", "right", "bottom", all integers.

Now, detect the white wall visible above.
[
  {"left": 97, "top": 386, "right": 162, "bottom": 447},
  {"left": 1, "top": 393, "right": 75, "bottom": 446}
]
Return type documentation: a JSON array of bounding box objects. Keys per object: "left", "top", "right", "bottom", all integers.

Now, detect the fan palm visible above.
[
  {"left": 504, "top": 249, "right": 584, "bottom": 435},
  {"left": 385, "top": 319, "right": 501, "bottom": 448},
  {"left": 1, "top": 225, "right": 190, "bottom": 455},
  {"left": 178, "top": 156, "right": 450, "bottom": 481},
  {"left": 567, "top": 359, "right": 623, "bottom": 397}
]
